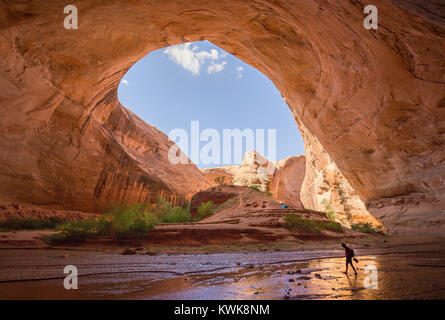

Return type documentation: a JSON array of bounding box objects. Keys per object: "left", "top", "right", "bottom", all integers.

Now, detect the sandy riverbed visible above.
[{"left": 0, "top": 235, "right": 444, "bottom": 299}]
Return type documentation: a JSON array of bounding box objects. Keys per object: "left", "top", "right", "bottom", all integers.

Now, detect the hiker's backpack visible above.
[{"left": 350, "top": 248, "right": 355, "bottom": 257}]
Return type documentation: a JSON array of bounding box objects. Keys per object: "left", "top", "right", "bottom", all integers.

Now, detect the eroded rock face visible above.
[
  {"left": 202, "top": 151, "right": 275, "bottom": 192},
  {"left": 300, "top": 127, "right": 381, "bottom": 228},
  {"left": 0, "top": 1, "right": 444, "bottom": 233},
  {"left": 200, "top": 168, "right": 235, "bottom": 187},
  {"left": 202, "top": 151, "right": 306, "bottom": 209},
  {"left": 270, "top": 155, "right": 306, "bottom": 210},
  {"left": 190, "top": 188, "right": 238, "bottom": 219},
  {"left": 231, "top": 151, "right": 276, "bottom": 192}
]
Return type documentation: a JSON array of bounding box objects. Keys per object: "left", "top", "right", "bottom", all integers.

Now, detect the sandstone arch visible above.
[{"left": 0, "top": 0, "right": 444, "bottom": 234}]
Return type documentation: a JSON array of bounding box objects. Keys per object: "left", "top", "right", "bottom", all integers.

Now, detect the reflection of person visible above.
[{"left": 341, "top": 243, "right": 358, "bottom": 275}]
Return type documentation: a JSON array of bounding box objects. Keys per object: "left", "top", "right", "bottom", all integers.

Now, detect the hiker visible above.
[
  {"left": 280, "top": 201, "right": 289, "bottom": 209},
  {"left": 341, "top": 243, "right": 358, "bottom": 275}
]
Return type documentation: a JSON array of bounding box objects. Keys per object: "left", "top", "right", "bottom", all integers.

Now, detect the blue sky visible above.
[{"left": 118, "top": 41, "right": 305, "bottom": 168}]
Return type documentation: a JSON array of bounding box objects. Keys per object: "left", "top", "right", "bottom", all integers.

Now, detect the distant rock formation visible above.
[
  {"left": 203, "top": 150, "right": 380, "bottom": 226},
  {"left": 269, "top": 155, "right": 306, "bottom": 210},
  {"left": 202, "top": 151, "right": 306, "bottom": 209}
]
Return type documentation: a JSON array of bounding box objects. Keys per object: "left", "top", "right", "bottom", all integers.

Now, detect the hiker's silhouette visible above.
[{"left": 341, "top": 243, "right": 358, "bottom": 275}]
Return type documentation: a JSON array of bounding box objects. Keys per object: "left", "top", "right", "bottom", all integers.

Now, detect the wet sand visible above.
[{"left": 0, "top": 237, "right": 444, "bottom": 299}]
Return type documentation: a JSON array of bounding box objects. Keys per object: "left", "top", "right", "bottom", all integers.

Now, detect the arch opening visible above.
[{"left": 117, "top": 40, "right": 305, "bottom": 168}]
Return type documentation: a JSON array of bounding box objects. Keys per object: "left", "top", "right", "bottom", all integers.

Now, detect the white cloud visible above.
[
  {"left": 164, "top": 43, "right": 222, "bottom": 76},
  {"left": 121, "top": 79, "right": 129, "bottom": 86},
  {"left": 236, "top": 66, "right": 244, "bottom": 78},
  {"left": 195, "top": 48, "right": 219, "bottom": 61},
  {"left": 207, "top": 61, "right": 227, "bottom": 74},
  {"left": 164, "top": 43, "right": 200, "bottom": 75}
]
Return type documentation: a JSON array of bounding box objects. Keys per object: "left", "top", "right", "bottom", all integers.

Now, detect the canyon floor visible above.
[
  {"left": 1, "top": 187, "right": 444, "bottom": 299},
  {"left": 0, "top": 236, "right": 444, "bottom": 299}
]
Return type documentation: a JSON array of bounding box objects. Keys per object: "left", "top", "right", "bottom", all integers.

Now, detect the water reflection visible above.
[{"left": 1, "top": 250, "right": 445, "bottom": 299}]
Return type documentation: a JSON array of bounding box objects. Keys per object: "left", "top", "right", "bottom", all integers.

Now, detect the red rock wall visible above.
[{"left": 270, "top": 156, "right": 306, "bottom": 210}]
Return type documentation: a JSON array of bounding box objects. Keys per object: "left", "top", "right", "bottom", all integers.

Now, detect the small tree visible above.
[
  {"left": 337, "top": 185, "right": 353, "bottom": 224},
  {"left": 215, "top": 176, "right": 226, "bottom": 185},
  {"left": 321, "top": 199, "right": 336, "bottom": 221}
]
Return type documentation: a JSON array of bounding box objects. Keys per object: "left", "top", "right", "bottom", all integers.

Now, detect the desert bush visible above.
[
  {"left": 157, "top": 200, "right": 192, "bottom": 223},
  {"left": 285, "top": 215, "right": 343, "bottom": 233},
  {"left": 337, "top": 184, "right": 353, "bottom": 224},
  {"left": 45, "top": 217, "right": 111, "bottom": 244},
  {"left": 57, "top": 217, "right": 110, "bottom": 235},
  {"left": 214, "top": 176, "right": 227, "bottom": 185},
  {"left": 248, "top": 185, "right": 262, "bottom": 192},
  {"left": 197, "top": 201, "right": 214, "bottom": 220},
  {"left": 45, "top": 199, "right": 206, "bottom": 245},
  {"left": 0, "top": 217, "right": 67, "bottom": 231},
  {"left": 45, "top": 231, "right": 89, "bottom": 245},
  {"left": 47, "top": 203, "right": 160, "bottom": 244},
  {"left": 321, "top": 199, "right": 336, "bottom": 221},
  {"left": 351, "top": 222, "right": 383, "bottom": 234},
  {"left": 322, "top": 221, "right": 344, "bottom": 233},
  {"left": 107, "top": 203, "right": 159, "bottom": 238}
]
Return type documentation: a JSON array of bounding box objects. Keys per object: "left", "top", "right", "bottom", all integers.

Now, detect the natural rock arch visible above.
[{"left": 0, "top": 0, "right": 444, "bottom": 234}]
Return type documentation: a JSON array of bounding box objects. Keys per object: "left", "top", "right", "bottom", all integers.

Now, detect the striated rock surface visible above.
[
  {"left": 270, "top": 155, "right": 306, "bottom": 210},
  {"left": 0, "top": 96, "right": 210, "bottom": 212},
  {"left": 299, "top": 126, "right": 382, "bottom": 228},
  {"left": 0, "top": 0, "right": 444, "bottom": 233}
]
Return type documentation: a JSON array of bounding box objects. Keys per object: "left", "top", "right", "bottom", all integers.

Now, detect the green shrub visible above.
[
  {"left": 285, "top": 215, "right": 344, "bottom": 233},
  {"left": 248, "top": 185, "right": 262, "bottom": 192},
  {"left": 285, "top": 215, "right": 320, "bottom": 233},
  {"left": 0, "top": 217, "right": 67, "bottom": 231},
  {"left": 322, "top": 221, "right": 344, "bottom": 233},
  {"left": 45, "top": 199, "right": 200, "bottom": 245},
  {"left": 337, "top": 184, "right": 353, "bottom": 224},
  {"left": 321, "top": 199, "right": 336, "bottom": 221},
  {"left": 158, "top": 204, "right": 191, "bottom": 223},
  {"left": 153, "top": 199, "right": 191, "bottom": 223},
  {"left": 47, "top": 203, "right": 161, "bottom": 244},
  {"left": 45, "top": 231, "right": 90, "bottom": 245},
  {"left": 351, "top": 222, "right": 383, "bottom": 234},
  {"left": 62, "top": 217, "right": 110, "bottom": 234},
  {"left": 107, "top": 203, "right": 159, "bottom": 238},
  {"left": 197, "top": 201, "right": 214, "bottom": 220},
  {"left": 58, "top": 218, "right": 110, "bottom": 235},
  {"left": 214, "top": 176, "right": 227, "bottom": 185},
  {"left": 44, "top": 217, "right": 111, "bottom": 244}
]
